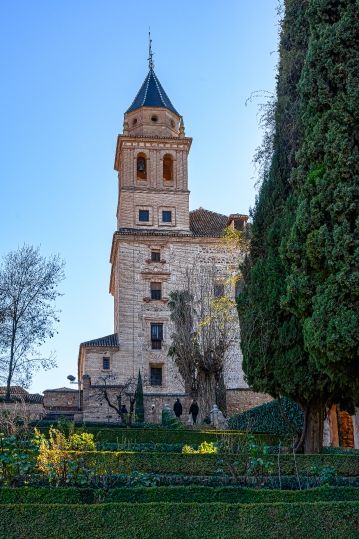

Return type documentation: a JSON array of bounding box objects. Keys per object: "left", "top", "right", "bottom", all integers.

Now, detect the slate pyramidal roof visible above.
[{"left": 126, "top": 69, "right": 179, "bottom": 115}]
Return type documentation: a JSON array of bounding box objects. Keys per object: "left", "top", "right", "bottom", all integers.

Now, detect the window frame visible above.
[
  {"left": 151, "top": 323, "right": 163, "bottom": 350},
  {"left": 139, "top": 210, "right": 149, "bottom": 222},
  {"left": 150, "top": 367, "right": 163, "bottom": 386},
  {"left": 103, "top": 357, "right": 110, "bottom": 370},
  {"left": 162, "top": 211, "right": 172, "bottom": 223},
  {"left": 151, "top": 250, "right": 161, "bottom": 262},
  {"left": 151, "top": 282, "right": 162, "bottom": 301}
]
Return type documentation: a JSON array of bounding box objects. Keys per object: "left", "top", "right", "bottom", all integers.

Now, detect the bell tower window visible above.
[
  {"left": 137, "top": 154, "right": 147, "bottom": 180},
  {"left": 163, "top": 155, "right": 173, "bottom": 181},
  {"left": 139, "top": 210, "right": 149, "bottom": 222}
]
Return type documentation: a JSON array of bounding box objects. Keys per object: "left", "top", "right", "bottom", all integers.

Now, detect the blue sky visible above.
[{"left": 0, "top": 0, "right": 278, "bottom": 393}]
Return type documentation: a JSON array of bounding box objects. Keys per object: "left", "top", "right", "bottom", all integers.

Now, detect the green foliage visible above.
[
  {"left": 229, "top": 397, "right": 303, "bottom": 436},
  {"left": 236, "top": 0, "right": 359, "bottom": 453},
  {"left": 0, "top": 431, "right": 41, "bottom": 484},
  {"left": 96, "top": 442, "right": 199, "bottom": 452},
  {"left": 135, "top": 370, "right": 144, "bottom": 423},
  {"left": 161, "top": 409, "right": 183, "bottom": 429},
  {"left": 281, "top": 0, "right": 359, "bottom": 408},
  {"left": 61, "top": 451, "right": 359, "bottom": 477},
  {"left": 36, "top": 426, "right": 284, "bottom": 446},
  {"left": 1, "top": 485, "right": 359, "bottom": 504},
  {"left": 1, "top": 502, "right": 359, "bottom": 538},
  {"left": 236, "top": 0, "right": 319, "bottom": 437}
]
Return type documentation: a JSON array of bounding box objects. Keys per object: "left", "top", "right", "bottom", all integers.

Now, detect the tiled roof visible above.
[
  {"left": 189, "top": 208, "right": 228, "bottom": 237},
  {"left": 126, "top": 69, "right": 179, "bottom": 115},
  {"left": 80, "top": 333, "right": 119, "bottom": 347},
  {"left": 0, "top": 386, "right": 29, "bottom": 395},
  {"left": 23, "top": 394, "right": 44, "bottom": 403},
  {"left": 43, "top": 387, "right": 78, "bottom": 393},
  {"left": 0, "top": 393, "right": 43, "bottom": 403}
]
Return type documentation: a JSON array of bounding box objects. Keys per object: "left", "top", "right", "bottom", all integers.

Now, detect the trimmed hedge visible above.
[
  {"left": 1, "top": 503, "right": 359, "bottom": 538},
  {"left": 67, "top": 451, "right": 359, "bottom": 477},
  {"left": 1, "top": 486, "right": 359, "bottom": 505},
  {"left": 37, "top": 427, "right": 279, "bottom": 445},
  {"left": 229, "top": 397, "right": 303, "bottom": 436}
]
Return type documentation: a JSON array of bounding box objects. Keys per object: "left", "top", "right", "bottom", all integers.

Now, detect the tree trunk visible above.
[
  {"left": 197, "top": 372, "right": 217, "bottom": 422},
  {"left": 303, "top": 405, "right": 324, "bottom": 454}
]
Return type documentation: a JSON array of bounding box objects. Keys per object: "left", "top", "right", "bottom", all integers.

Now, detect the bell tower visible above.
[{"left": 113, "top": 48, "right": 192, "bottom": 232}]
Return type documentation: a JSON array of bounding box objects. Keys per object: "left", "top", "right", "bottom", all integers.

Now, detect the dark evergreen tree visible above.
[
  {"left": 282, "top": 0, "right": 359, "bottom": 448},
  {"left": 135, "top": 369, "right": 144, "bottom": 423},
  {"left": 238, "top": 0, "right": 332, "bottom": 453},
  {"left": 238, "top": 0, "right": 359, "bottom": 453}
]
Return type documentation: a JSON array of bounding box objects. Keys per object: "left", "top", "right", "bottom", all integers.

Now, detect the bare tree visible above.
[
  {"left": 168, "top": 260, "right": 239, "bottom": 419},
  {"left": 0, "top": 245, "right": 65, "bottom": 400},
  {"left": 91, "top": 375, "right": 140, "bottom": 426}
]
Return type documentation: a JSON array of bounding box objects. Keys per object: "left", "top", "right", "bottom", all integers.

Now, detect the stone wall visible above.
[
  {"left": 226, "top": 389, "right": 273, "bottom": 416},
  {"left": 43, "top": 389, "right": 80, "bottom": 411},
  {"left": 0, "top": 400, "right": 44, "bottom": 419}
]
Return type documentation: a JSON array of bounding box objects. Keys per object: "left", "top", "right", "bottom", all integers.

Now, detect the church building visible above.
[{"left": 77, "top": 55, "right": 270, "bottom": 423}]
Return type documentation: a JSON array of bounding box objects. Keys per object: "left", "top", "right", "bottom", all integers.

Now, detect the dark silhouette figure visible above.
[
  {"left": 173, "top": 398, "right": 183, "bottom": 418},
  {"left": 189, "top": 400, "right": 199, "bottom": 424}
]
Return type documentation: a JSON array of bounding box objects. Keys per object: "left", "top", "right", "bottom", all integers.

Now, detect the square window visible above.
[
  {"left": 151, "top": 250, "right": 161, "bottom": 262},
  {"left": 151, "top": 323, "right": 163, "bottom": 350},
  {"left": 214, "top": 284, "right": 224, "bottom": 297},
  {"left": 151, "top": 282, "right": 161, "bottom": 300},
  {"left": 162, "top": 211, "right": 172, "bottom": 223},
  {"left": 150, "top": 367, "right": 162, "bottom": 386},
  {"left": 103, "top": 357, "right": 110, "bottom": 370},
  {"left": 139, "top": 210, "right": 149, "bottom": 222}
]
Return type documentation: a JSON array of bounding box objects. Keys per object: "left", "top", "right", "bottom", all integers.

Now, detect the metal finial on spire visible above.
[{"left": 148, "top": 28, "right": 154, "bottom": 70}]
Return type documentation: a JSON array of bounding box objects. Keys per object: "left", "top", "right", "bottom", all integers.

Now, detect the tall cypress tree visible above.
[
  {"left": 135, "top": 369, "right": 144, "bottom": 423},
  {"left": 238, "top": 0, "right": 335, "bottom": 453},
  {"left": 282, "top": 0, "right": 359, "bottom": 449}
]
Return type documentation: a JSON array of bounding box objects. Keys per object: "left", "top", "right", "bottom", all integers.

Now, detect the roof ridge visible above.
[
  {"left": 141, "top": 72, "right": 151, "bottom": 107},
  {"left": 126, "top": 72, "right": 150, "bottom": 113},
  {"left": 191, "top": 208, "right": 229, "bottom": 219}
]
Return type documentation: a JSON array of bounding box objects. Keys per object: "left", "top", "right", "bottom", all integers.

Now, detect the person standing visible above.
[
  {"left": 173, "top": 398, "right": 183, "bottom": 418},
  {"left": 189, "top": 400, "right": 199, "bottom": 424}
]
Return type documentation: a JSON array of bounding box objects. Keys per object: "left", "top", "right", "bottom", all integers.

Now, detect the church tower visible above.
[
  {"left": 78, "top": 47, "right": 252, "bottom": 423},
  {"left": 113, "top": 64, "right": 192, "bottom": 233}
]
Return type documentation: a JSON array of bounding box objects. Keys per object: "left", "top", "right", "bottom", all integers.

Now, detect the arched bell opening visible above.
[
  {"left": 163, "top": 154, "right": 173, "bottom": 182},
  {"left": 137, "top": 153, "right": 147, "bottom": 180}
]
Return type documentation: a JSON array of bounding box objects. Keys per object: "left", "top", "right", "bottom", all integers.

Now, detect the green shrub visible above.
[
  {"left": 96, "top": 442, "right": 198, "bottom": 452},
  {"left": 229, "top": 398, "right": 303, "bottom": 436},
  {"left": 37, "top": 427, "right": 279, "bottom": 446},
  {"left": 2, "top": 486, "right": 359, "bottom": 505},
  {"left": 64, "top": 451, "right": 359, "bottom": 477},
  {"left": 161, "top": 410, "right": 182, "bottom": 429},
  {"left": 1, "top": 502, "right": 359, "bottom": 538}
]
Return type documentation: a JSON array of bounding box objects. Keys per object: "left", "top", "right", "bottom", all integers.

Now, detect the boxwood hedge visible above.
[
  {"left": 1, "top": 502, "right": 359, "bottom": 538},
  {"left": 67, "top": 451, "right": 359, "bottom": 477},
  {"left": 228, "top": 397, "right": 303, "bottom": 436},
  {"left": 1, "top": 486, "right": 359, "bottom": 505},
  {"left": 36, "top": 427, "right": 280, "bottom": 445}
]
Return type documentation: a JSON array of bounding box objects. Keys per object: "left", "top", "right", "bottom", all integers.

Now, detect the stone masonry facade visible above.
[{"left": 76, "top": 66, "right": 271, "bottom": 422}]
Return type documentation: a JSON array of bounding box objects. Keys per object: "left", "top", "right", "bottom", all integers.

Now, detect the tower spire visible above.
[{"left": 148, "top": 29, "right": 154, "bottom": 71}]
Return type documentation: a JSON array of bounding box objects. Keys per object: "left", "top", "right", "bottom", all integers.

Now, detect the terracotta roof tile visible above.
[
  {"left": 0, "top": 386, "right": 29, "bottom": 395},
  {"left": 80, "top": 333, "right": 119, "bottom": 347},
  {"left": 189, "top": 208, "right": 228, "bottom": 237}
]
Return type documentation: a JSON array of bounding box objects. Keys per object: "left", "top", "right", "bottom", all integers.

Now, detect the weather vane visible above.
[{"left": 148, "top": 28, "right": 155, "bottom": 70}]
